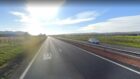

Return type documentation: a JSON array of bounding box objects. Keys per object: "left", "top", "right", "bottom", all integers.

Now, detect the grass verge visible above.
[
  {"left": 55, "top": 35, "right": 140, "bottom": 48},
  {"left": 0, "top": 35, "right": 46, "bottom": 79}
]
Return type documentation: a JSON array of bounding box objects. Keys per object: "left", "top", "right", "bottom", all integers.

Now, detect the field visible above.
[
  {"left": 0, "top": 36, "right": 46, "bottom": 67},
  {"left": 97, "top": 36, "right": 140, "bottom": 48},
  {"left": 0, "top": 37, "right": 23, "bottom": 67},
  {"left": 56, "top": 34, "right": 140, "bottom": 48}
]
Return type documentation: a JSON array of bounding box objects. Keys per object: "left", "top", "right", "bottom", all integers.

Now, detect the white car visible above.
[{"left": 88, "top": 38, "right": 100, "bottom": 44}]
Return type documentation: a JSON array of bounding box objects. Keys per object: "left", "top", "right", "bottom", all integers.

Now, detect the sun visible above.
[
  {"left": 26, "top": 5, "right": 61, "bottom": 20},
  {"left": 22, "top": 2, "right": 64, "bottom": 35}
]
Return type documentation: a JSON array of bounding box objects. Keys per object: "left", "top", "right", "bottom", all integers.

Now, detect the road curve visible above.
[{"left": 20, "top": 37, "right": 140, "bottom": 79}]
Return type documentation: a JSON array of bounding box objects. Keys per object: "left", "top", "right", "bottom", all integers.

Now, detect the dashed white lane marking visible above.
[
  {"left": 58, "top": 48, "right": 62, "bottom": 52},
  {"left": 54, "top": 38, "right": 140, "bottom": 75},
  {"left": 43, "top": 53, "right": 52, "bottom": 60}
]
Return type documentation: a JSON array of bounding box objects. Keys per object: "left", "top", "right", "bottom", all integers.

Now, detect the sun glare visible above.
[
  {"left": 23, "top": 2, "right": 64, "bottom": 35},
  {"left": 26, "top": 5, "right": 60, "bottom": 20}
]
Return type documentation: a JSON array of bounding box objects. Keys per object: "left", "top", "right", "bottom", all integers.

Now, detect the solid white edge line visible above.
[
  {"left": 58, "top": 39, "right": 140, "bottom": 75},
  {"left": 19, "top": 40, "right": 46, "bottom": 79}
]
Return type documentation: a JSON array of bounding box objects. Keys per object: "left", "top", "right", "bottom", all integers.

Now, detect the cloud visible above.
[
  {"left": 80, "top": 15, "right": 140, "bottom": 33},
  {"left": 11, "top": 12, "right": 25, "bottom": 17},
  {"left": 53, "top": 17, "right": 94, "bottom": 25},
  {"left": 11, "top": 0, "right": 65, "bottom": 35},
  {"left": 75, "top": 11, "right": 99, "bottom": 19},
  {"left": 52, "top": 11, "right": 99, "bottom": 25},
  {"left": 11, "top": 8, "right": 99, "bottom": 35},
  {"left": 11, "top": 11, "right": 30, "bottom": 23}
]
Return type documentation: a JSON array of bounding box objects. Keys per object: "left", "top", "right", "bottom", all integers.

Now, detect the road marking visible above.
[
  {"left": 55, "top": 37, "right": 140, "bottom": 75},
  {"left": 19, "top": 40, "right": 46, "bottom": 79},
  {"left": 43, "top": 53, "right": 52, "bottom": 60},
  {"left": 55, "top": 37, "right": 140, "bottom": 74},
  {"left": 58, "top": 48, "right": 62, "bottom": 52},
  {"left": 72, "top": 45, "right": 140, "bottom": 75}
]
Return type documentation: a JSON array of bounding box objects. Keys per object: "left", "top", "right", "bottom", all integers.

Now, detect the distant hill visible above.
[{"left": 0, "top": 31, "right": 30, "bottom": 37}]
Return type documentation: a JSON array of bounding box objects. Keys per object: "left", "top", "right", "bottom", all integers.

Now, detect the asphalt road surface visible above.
[{"left": 20, "top": 37, "right": 140, "bottom": 79}]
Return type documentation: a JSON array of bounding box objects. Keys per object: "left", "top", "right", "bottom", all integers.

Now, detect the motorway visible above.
[{"left": 20, "top": 37, "right": 140, "bottom": 79}]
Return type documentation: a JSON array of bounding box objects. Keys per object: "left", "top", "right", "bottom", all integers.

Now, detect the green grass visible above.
[
  {"left": 56, "top": 35, "right": 140, "bottom": 48},
  {"left": 97, "top": 36, "right": 140, "bottom": 48},
  {"left": 0, "top": 36, "right": 46, "bottom": 67},
  {"left": 0, "top": 43, "right": 22, "bottom": 67}
]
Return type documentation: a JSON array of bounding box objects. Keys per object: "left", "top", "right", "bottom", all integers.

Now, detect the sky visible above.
[{"left": 0, "top": 0, "right": 140, "bottom": 35}]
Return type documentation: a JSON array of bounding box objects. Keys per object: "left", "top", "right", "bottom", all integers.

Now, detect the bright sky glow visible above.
[
  {"left": 10, "top": 0, "right": 65, "bottom": 35},
  {"left": 0, "top": 0, "right": 140, "bottom": 35}
]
